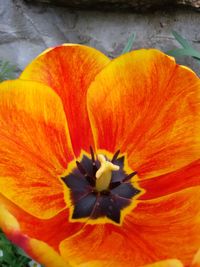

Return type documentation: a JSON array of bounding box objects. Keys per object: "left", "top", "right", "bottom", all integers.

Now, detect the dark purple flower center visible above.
[{"left": 61, "top": 147, "right": 141, "bottom": 224}]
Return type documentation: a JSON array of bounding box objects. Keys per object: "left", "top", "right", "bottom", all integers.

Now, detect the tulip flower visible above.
[
  {"left": 0, "top": 44, "right": 199, "bottom": 267},
  {"left": 143, "top": 247, "right": 200, "bottom": 267}
]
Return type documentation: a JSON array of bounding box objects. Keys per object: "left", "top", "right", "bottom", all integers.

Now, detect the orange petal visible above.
[
  {"left": 192, "top": 248, "right": 200, "bottom": 267},
  {"left": 125, "top": 186, "right": 200, "bottom": 266},
  {"left": 60, "top": 224, "right": 132, "bottom": 267},
  {"left": 0, "top": 205, "right": 70, "bottom": 267},
  {"left": 21, "top": 44, "right": 110, "bottom": 156},
  {"left": 0, "top": 193, "right": 83, "bottom": 251},
  {"left": 0, "top": 202, "right": 20, "bottom": 234},
  {"left": 26, "top": 238, "right": 71, "bottom": 267},
  {"left": 87, "top": 49, "right": 200, "bottom": 178},
  {"left": 139, "top": 159, "right": 200, "bottom": 200},
  {"left": 78, "top": 261, "right": 124, "bottom": 267},
  {"left": 0, "top": 80, "right": 74, "bottom": 218},
  {"left": 142, "top": 259, "right": 183, "bottom": 267},
  {"left": 59, "top": 186, "right": 200, "bottom": 267}
]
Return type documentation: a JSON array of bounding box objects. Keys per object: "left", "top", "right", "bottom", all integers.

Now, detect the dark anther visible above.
[
  {"left": 76, "top": 161, "right": 87, "bottom": 175},
  {"left": 76, "top": 160, "right": 95, "bottom": 186},
  {"left": 111, "top": 149, "right": 120, "bottom": 163},
  {"left": 90, "top": 146, "right": 98, "bottom": 175},
  {"left": 90, "top": 146, "right": 95, "bottom": 163},
  {"left": 109, "top": 181, "right": 121, "bottom": 190},
  {"left": 123, "top": 171, "right": 137, "bottom": 182}
]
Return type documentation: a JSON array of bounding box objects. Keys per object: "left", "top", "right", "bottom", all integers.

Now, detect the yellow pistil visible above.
[{"left": 95, "top": 154, "right": 120, "bottom": 192}]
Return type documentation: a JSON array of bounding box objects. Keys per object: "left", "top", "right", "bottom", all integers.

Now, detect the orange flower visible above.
[
  {"left": 0, "top": 44, "right": 200, "bottom": 267},
  {"left": 143, "top": 247, "right": 200, "bottom": 267}
]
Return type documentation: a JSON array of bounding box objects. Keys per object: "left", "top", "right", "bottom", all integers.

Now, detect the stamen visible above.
[
  {"left": 76, "top": 161, "right": 87, "bottom": 175},
  {"left": 76, "top": 160, "right": 95, "bottom": 186},
  {"left": 90, "top": 146, "right": 97, "bottom": 175},
  {"left": 90, "top": 146, "right": 95, "bottom": 163},
  {"left": 109, "top": 181, "right": 121, "bottom": 190},
  {"left": 95, "top": 154, "right": 120, "bottom": 192},
  {"left": 111, "top": 149, "right": 120, "bottom": 163},
  {"left": 123, "top": 171, "right": 137, "bottom": 182},
  {"left": 63, "top": 151, "right": 141, "bottom": 224}
]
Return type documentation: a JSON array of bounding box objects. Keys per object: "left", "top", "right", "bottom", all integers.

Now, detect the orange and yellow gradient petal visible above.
[
  {"left": 140, "top": 159, "right": 200, "bottom": 200},
  {"left": 192, "top": 248, "right": 200, "bottom": 267},
  {"left": 0, "top": 194, "right": 84, "bottom": 251},
  {"left": 142, "top": 259, "right": 184, "bottom": 267},
  {"left": 0, "top": 204, "right": 70, "bottom": 267},
  {"left": 0, "top": 80, "right": 74, "bottom": 219},
  {"left": 142, "top": 247, "right": 200, "bottom": 267},
  {"left": 20, "top": 44, "right": 110, "bottom": 156},
  {"left": 87, "top": 49, "right": 200, "bottom": 179},
  {"left": 59, "top": 186, "right": 200, "bottom": 267}
]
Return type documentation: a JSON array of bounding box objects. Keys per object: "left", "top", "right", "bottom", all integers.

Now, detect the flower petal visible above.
[
  {"left": 0, "top": 204, "right": 70, "bottom": 267},
  {"left": 60, "top": 224, "right": 131, "bottom": 267},
  {"left": 59, "top": 186, "right": 200, "bottom": 267},
  {"left": 0, "top": 80, "right": 74, "bottom": 218},
  {"left": 87, "top": 49, "right": 200, "bottom": 178},
  {"left": 0, "top": 202, "right": 20, "bottom": 233},
  {"left": 192, "top": 248, "right": 200, "bottom": 267},
  {"left": 139, "top": 159, "right": 200, "bottom": 200},
  {"left": 142, "top": 259, "right": 183, "bottom": 267},
  {"left": 125, "top": 186, "right": 200, "bottom": 266},
  {"left": 26, "top": 238, "right": 70, "bottom": 267},
  {"left": 0, "top": 193, "right": 83, "bottom": 251},
  {"left": 20, "top": 44, "right": 110, "bottom": 156},
  {"left": 78, "top": 260, "right": 128, "bottom": 267}
]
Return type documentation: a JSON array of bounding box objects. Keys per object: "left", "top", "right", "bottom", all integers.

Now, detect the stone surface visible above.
[
  {"left": 25, "top": 0, "right": 200, "bottom": 10},
  {"left": 0, "top": 0, "right": 200, "bottom": 77}
]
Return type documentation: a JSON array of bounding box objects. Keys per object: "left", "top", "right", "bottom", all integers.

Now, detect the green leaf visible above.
[
  {"left": 15, "top": 246, "right": 29, "bottom": 258},
  {"left": 167, "top": 31, "right": 200, "bottom": 64},
  {"left": 122, "top": 33, "right": 135, "bottom": 54},
  {"left": 0, "top": 229, "right": 45, "bottom": 266},
  {"left": 0, "top": 229, "right": 32, "bottom": 266},
  {"left": 172, "top": 30, "right": 191, "bottom": 49},
  {"left": 167, "top": 48, "right": 200, "bottom": 61},
  {"left": 0, "top": 60, "right": 16, "bottom": 82}
]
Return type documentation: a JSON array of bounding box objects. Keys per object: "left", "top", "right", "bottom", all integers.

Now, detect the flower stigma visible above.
[
  {"left": 61, "top": 147, "right": 142, "bottom": 224},
  {"left": 95, "top": 154, "right": 120, "bottom": 192}
]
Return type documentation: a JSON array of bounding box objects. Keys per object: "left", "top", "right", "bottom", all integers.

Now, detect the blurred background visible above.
[{"left": 0, "top": 0, "right": 200, "bottom": 76}]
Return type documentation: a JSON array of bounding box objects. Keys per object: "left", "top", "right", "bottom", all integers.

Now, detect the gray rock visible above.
[
  {"left": 24, "top": 0, "right": 200, "bottom": 10},
  {"left": 0, "top": 0, "right": 200, "bottom": 77}
]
